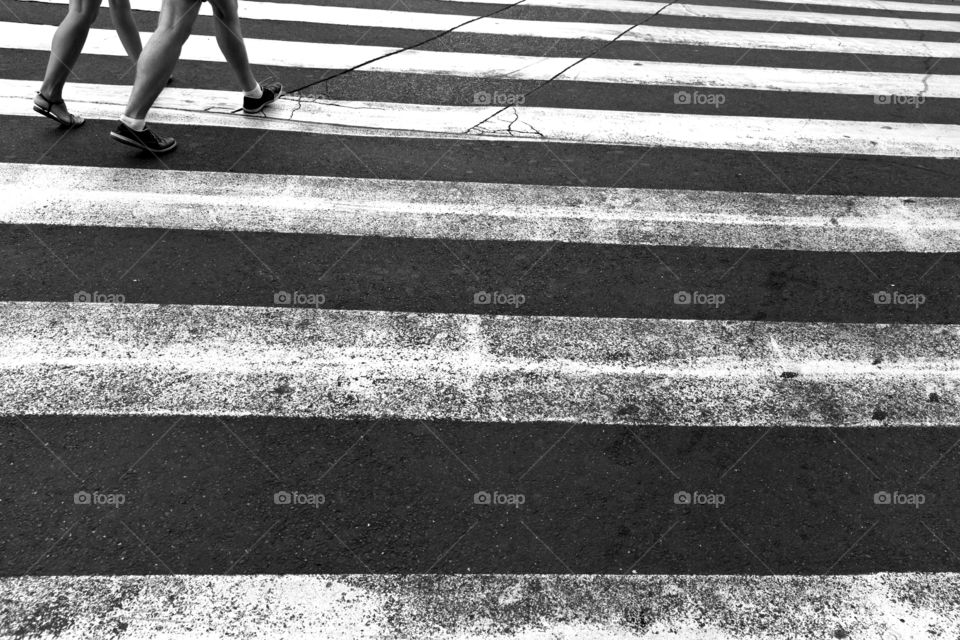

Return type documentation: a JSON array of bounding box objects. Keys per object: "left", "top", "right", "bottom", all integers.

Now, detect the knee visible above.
[
  {"left": 72, "top": 0, "right": 102, "bottom": 24},
  {"left": 210, "top": 0, "right": 239, "bottom": 22},
  {"left": 155, "top": 1, "right": 199, "bottom": 39},
  {"left": 155, "top": 19, "right": 193, "bottom": 45}
]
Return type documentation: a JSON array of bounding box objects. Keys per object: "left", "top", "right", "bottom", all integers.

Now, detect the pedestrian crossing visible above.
[
  {"left": 9, "top": 25, "right": 960, "bottom": 99},
  {"left": 2, "top": 0, "right": 960, "bottom": 636},
  {"left": 7, "top": 80, "right": 960, "bottom": 156},
  {"left": 4, "top": 300, "right": 956, "bottom": 424},
  {"left": 23, "top": 0, "right": 960, "bottom": 32},
  {"left": 6, "top": 163, "right": 960, "bottom": 251}
]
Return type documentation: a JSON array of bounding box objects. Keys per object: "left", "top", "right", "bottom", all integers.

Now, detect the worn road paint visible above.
[
  {"left": 3, "top": 80, "right": 959, "bottom": 157},
  {"left": 3, "top": 163, "right": 959, "bottom": 252},
  {"left": 436, "top": 0, "right": 960, "bottom": 16},
  {"left": 0, "top": 302, "right": 956, "bottom": 425},
  {"left": 1, "top": 574, "right": 957, "bottom": 639},
  {"left": 5, "top": 23, "right": 960, "bottom": 97},
  {"left": 22, "top": 0, "right": 960, "bottom": 32}
]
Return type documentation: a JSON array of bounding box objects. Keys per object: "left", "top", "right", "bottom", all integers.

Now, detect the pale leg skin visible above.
[
  {"left": 36, "top": 0, "right": 103, "bottom": 121},
  {"left": 109, "top": 0, "right": 144, "bottom": 64},
  {"left": 122, "top": 0, "right": 201, "bottom": 120},
  {"left": 207, "top": 0, "right": 259, "bottom": 92},
  {"left": 123, "top": 0, "right": 262, "bottom": 120}
]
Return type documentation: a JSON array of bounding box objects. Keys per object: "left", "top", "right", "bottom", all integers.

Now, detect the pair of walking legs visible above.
[
  {"left": 112, "top": 0, "right": 282, "bottom": 153},
  {"left": 36, "top": 0, "right": 281, "bottom": 153},
  {"left": 123, "top": 0, "right": 258, "bottom": 120}
]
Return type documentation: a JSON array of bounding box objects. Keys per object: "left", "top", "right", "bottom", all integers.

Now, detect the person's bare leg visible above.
[
  {"left": 123, "top": 0, "right": 200, "bottom": 120},
  {"left": 36, "top": 0, "right": 102, "bottom": 122},
  {"left": 108, "top": 0, "right": 143, "bottom": 64},
  {"left": 206, "top": 0, "right": 257, "bottom": 92}
]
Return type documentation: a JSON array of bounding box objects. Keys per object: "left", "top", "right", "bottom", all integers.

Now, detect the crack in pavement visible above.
[
  {"left": 470, "top": 105, "right": 545, "bottom": 138},
  {"left": 202, "top": 0, "right": 684, "bottom": 138},
  {"left": 862, "top": 0, "right": 939, "bottom": 101},
  {"left": 464, "top": 0, "right": 681, "bottom": 137},
  {"left": 283, "top": 95, "right": 393, "bottom": 122},
  {"left": 198, "top": 1, "right": 530, "bottom": 118},
  {"left": 283, "top": 0, "right": 529, "bottom": 100},
  {"left": 289, "top": 92, "right": 305, "bottom": 120}
]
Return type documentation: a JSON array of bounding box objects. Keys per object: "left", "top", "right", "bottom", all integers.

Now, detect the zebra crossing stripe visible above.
[
  {"left": 4, "top": 80, "right": 960, "bottom": 157},
  {"left": 10, "top": 20, "right": 960, "bottom": 97},
  {"left": 8, "top": 20, "right": 960, "bottom": 69},
  {"left": 436, "top": 0, "right": 960, "bottom": 16},
  {"left": 1, "top": 302, "right": 956, "bottom": 425},
  {"left": 17, "top": 0, "right": 960, "bottom": 43},
  {"left": 3, "top": 163, "right": 959, "bottom": 252},
  {"left": 1, "top": 573, "right": 956, "bottom": 639},
  {"left": 7, "top": 22, "right": 960, "bottom": 95}
]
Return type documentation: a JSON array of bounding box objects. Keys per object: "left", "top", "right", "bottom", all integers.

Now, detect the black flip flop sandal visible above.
[{"left": 33, "top": 92, "right": 85, "bottom": 128}]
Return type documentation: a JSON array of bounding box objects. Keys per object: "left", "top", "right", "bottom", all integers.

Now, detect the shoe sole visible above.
[
  {"left": 33, "top": 105, "right": 83, "bottom": 128},
  {"left": 242, "top": 92, "right": 281, "bottom": 114},
  {"left": 110, "top": 131, "right": 177, "bottom": 154}
]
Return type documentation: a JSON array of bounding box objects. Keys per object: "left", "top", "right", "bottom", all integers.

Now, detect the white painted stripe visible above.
[
  {"left": 723, "top": 0, "right": 960, "bottom": 14},
  {"left": 6, "top": 79, "right": 960, "bottom": 157},
  {"left": 657, "top": 3, "right": 960, "bottom": 32},
  {"left": 17, "top": 0, "right": 960, "bottom": 52},
  {"left": 440, "top": 0, "right": 960, "bottom": 16},
  {"left": 8, "top": 22, "right": 960, "bottom": 98},
  {"left": 558, "top": 57, "right": 956, "bottom": 96},
  {"left": 3, "top": 163, "right": 959, "bottom": 253},
  {"left": 0, "top": 22, "right": 402, "bottom": 70},
  {"left": 2, "top": 574, "right": 958, "bottom": 639},
  {"left": 619, "top": 23, "right": 960, "bottom": 58},
  {"left": 1, "top": 302, "right": 956, "bottom": 425},
  {"left": 30, "top": 0, "right": 472, "bottom": 31},
  {"left": 446, "top": 0, "right": 960, "bottom": 32},
  {"left": 25, "top": 0, "right": 960, "bottom": 32},
  {"left": 8, "top": 17, "right": 960, "bottom": 68},
  {"left": 480, "top": 16, "right": 960, "bottom": 59}
]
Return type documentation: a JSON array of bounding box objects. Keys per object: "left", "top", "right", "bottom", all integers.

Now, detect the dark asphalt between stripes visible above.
[
  {"left": 6, "top": 116, "right": 960, "bottom": 196},
  {"left": 3, "top": 223, "right": 958, "bottom": 324},
  {"left": 3, "top": 417, "right": 959, "bottom": 575}
]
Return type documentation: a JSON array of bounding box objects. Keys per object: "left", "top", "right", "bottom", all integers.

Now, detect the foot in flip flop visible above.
[
  {"left": 110, "top": 122, "right": 177, "bottom": 154},
  {"left": 33, "top": 92, "right": 84, "bottom": 128},
  {"left": 243, "top": 81, "right": 283, "bottom": 114}
]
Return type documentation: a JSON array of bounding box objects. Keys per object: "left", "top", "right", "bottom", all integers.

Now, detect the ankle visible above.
[
  {"left": 37, "top": 89, "right": 60, "bottom": 103},
  {"left": 243, "top": 83, "right": 263, "bottom": 99},
  {"left": 120, "top": 114, "right": 147, "bottom": 131}
]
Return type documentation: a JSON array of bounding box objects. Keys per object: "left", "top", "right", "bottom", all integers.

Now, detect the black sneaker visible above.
[
  {"left": 110, "top": 122, "right": 177, "bottom": 154},
  {"left": 243, "top": 82, "right": 283, "bottom": 114}
]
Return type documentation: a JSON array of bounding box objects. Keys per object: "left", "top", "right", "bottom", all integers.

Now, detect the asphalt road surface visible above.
[{"left": 1, "top": 0, "right": 960, "bottom": 637}]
